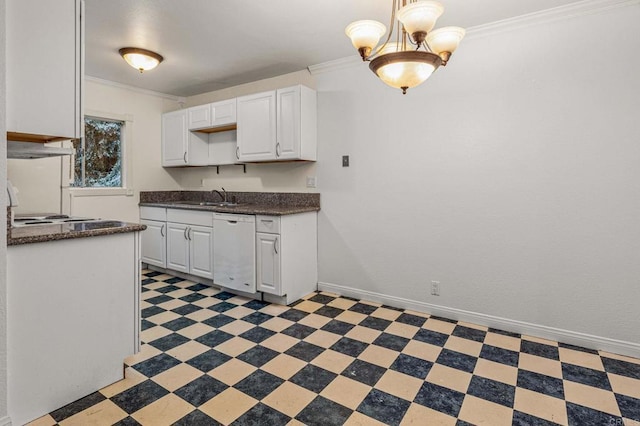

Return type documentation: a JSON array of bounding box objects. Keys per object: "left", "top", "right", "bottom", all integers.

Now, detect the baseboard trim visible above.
[
  {"left": 0, "top": 416, "right": 12, "bottom": 426},
  {"left": 318, "top": 281, "right": 640, "bottom": 359}
]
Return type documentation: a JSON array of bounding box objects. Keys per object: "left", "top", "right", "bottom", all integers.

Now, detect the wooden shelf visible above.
[
  {"left": 7, "top": 132, "right": 73, "bottom": 143},
  {"left": 192, "top": 124, "right": 237, "bottom": 134}
]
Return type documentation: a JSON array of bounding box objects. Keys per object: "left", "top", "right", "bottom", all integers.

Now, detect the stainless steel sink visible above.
[
  {"left": 199, "top": 202, "right": 240, "bottom": 207},
  {"left": 171, "top": 201, "right": 240, "bottom": 207}
]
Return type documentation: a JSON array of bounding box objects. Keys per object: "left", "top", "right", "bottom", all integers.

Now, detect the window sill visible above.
[{"left": 68, "top": 187, "right": 134, "bottom": 197}]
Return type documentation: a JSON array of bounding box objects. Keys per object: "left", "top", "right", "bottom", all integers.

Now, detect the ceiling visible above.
[{"left": 85, "top": 0, "right": 580, "bottom": 97}]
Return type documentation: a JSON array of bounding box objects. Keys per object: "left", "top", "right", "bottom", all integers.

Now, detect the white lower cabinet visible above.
[
  {"left": 163, "top": 209, "right": 214, "bottom": 279},
  {"left": 140, "top": 207, "right": 168, "bottom": 268},
  {"left": 189, "top": 225, "right": 215, "bottom": 278},
  {"left": 256, "top": 232, "right": 281, "bottom": 295},
  {"left": 140, "top": 207, "right": 317, "bottom": 303},
  {"left": 166, "top": 222, "right": 190, "bottom": 273},
  {"left": 256, "top": 212, "right": 317, "bottom": 304},
  {"left": 140, "top": 219, "right": 166, "bottom": 268}
]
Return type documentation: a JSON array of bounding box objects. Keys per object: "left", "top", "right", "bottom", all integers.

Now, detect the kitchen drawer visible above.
[
  {"left": 256, "top": 215, "right": 280, "bottom": 234},
  {"left": 140, "top": 206, "right": 166, "bottom": 221},
  {"left": 167, "top": 209, "right": 213, "bottom": 227}
]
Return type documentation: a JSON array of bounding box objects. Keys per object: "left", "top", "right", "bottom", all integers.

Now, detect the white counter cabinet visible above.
[
  {"left": 166, "top": 209, "right": 214, "bottom": 279},
  {"left": 139, "top": 206, "right": 318, "bottom": 305},
  {"left": 7, "top": 232, "right": 141, "bottom": 426},
  {"left": 140, "top": 206, "right": 168, "bottom": 268},
  {"left": 256, "top": 212, "right": 318, "bottom": 305}
]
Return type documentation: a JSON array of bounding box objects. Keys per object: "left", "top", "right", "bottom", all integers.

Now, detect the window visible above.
[{"left": 72, "top": 117, "right": 124, "bottom": 188}]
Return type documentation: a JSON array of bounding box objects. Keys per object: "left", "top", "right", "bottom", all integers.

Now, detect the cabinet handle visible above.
[
  {"left": 227, "top": 220, "right": 238, "bottom": 224},
  {"left": 160, "top": 224, "right": 165, "bottom": 237},
  {"left": 183, "top": 152, "right": 187, "bottom": 163},
  {"left": 274, "top": 237, "right": 279, "bottom": 254},
  {"left": 188, "top": 228, "right": 192, "bottom": 240},
  {"left": 261, "top": 219, "right": 273, "bottom": 223},
  {"left": 184, "top": 227, "right": 188, "bottom": 240},
  {"left": 236, "top": 146, "right": 240, "bottom": 160},
  {"left": 275, "top": 142, "right": 281, "bottom": 157}
]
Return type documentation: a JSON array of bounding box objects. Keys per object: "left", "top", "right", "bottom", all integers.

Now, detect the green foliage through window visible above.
[{"left": 73, "top": 117, "right": 123, "bottom": 187}]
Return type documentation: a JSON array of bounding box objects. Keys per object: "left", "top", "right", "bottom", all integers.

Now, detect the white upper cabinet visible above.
[
  {"left": 237, "top": 91, "right": 277, "bottom": 162},
  {"left": 237, "top": 85, "right": 317, "bottom": 162},
  {"left": 162, "top": 85, "right": 316, "bottom": 167},
  {"left": 211, "top": 99, "right": 237, "bottom": 128},
  {"left": 188, "top": 104, "right": 212, "bottom": 131},
  {"left": 6, "top": 0, "right": 83, "bottom": 140},
  {"left": 162, "top": 110, "right": 189, "bottom": 166},
  {"left": 187, "top": 99, "right": 237, "bottom": 131}
]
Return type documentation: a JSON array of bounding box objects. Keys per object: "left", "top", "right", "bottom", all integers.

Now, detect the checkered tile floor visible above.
[{"left": 30, "top": 270, "right": 640, "bottom": 426}]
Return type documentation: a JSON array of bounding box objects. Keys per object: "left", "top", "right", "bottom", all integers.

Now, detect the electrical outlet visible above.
[
  {"left": 431, "top": 281, "right": 440, "bottom": 296},
  {"left": 306, "top": 176, "right": 317, "bottom": 188},
  {"left": 342, "top": 155, "right": 350, "bottom": 167}
]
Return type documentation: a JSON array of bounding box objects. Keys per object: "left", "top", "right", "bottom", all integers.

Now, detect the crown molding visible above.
[
  {"left": 308, "top": 56, "right": 361, "bottom": 76},
  {"left": 84, "top": 76, "right": 186, "bottom": 102},
  {"left": 309, "top": 0, "right": 639, "bottom": 76},
  {"left": 466, "top": 0, "right": 639, "bottom": 38}
]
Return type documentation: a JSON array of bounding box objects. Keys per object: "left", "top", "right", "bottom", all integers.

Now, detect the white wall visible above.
[
  {"left": 174, "top": 70, "right": 318, "bottom": 193},
  {"left": 7, "top": 155, "right": 62, "bottom": 214},
  {"left": 314, "top": 4, "right": 640, "bottom": 348},
  {"left": 63, "top": 79, "right": 184, "bottom": 222},
  {"left": 0, "top": 0, "right": 8, "bottom": 421}
]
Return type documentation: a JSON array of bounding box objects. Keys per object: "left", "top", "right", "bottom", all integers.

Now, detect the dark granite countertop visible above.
[
  {"left": 139, "top": 201, "right": 319, "bottom": 216},
  {"left": 139, "top": 191, "right": 320, "bottom": 216},
  {"left": 8, "top": 221, "right": 146, "bottom": 246}
]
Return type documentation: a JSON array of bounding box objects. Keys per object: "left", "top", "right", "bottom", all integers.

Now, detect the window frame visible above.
[{"left": 68, "top": 110, "right": 134, "bottom": 197}]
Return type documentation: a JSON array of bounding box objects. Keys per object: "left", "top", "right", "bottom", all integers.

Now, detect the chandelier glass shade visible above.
[
  {"left": 345, "top": 0, "right": 464, "bottom": 94},
  {"left": 119, "top": 47, "right": 164, "bottom": 73}
]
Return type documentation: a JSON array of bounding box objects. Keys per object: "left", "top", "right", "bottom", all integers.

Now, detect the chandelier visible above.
[{"left": 345, "top": 0, "right": 464, "bottom": 94}]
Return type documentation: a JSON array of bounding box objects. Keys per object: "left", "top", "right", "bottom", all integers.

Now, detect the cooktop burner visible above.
[{"left": 12, "top": 215, "right": 99, "bottom": 227}]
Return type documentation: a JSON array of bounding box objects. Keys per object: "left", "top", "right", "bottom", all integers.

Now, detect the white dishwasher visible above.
[{"left": 213, "top": 213, "right": 256, "bottom": 293}]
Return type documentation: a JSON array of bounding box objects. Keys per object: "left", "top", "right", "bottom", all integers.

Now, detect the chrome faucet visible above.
[{"left": 212, "top": 187, "right": 227, "bottom": 202}]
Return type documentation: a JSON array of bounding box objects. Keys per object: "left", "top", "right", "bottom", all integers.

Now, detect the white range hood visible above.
[{"left": 7, "top": 141, "right": 74, "bottom": 159}]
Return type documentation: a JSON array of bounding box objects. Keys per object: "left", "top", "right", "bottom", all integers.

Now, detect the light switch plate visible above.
[
  {"left": 306, "top": 176, "right": 317, "bottom": 188},
  {"left": 342, "top": 155, "right": 350, "bottom": 167}
]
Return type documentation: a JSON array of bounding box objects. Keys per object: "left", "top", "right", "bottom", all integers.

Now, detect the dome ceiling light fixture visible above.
[
  {"left": 119, "top": 47, "right": 164, "bottom": 73},
  {"left": 345, "top": 0, "right": 465, "bottom": 94}
]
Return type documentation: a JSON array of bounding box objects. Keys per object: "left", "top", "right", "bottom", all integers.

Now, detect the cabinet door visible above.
[
  {"left": 162, "top": 110, "right": 188, "bottom": 166},
  {"left": 237, "top": 91, "right": 277, "bottom": 161},
  {"left": 166, "top": 222, "right": 189, "bottom": 273},
  {"left": 188, "top": 104, "right": 212, "bottom": 130},
  {"left": 189, "top": 225, "right": 214, "bottom": 279},
  {"left": 256, "top": 233, "right": 282, "bottom": 296},
  {"left": 140, "top": 220, "right": 166, "bottom": 268},
  {"left": 276, "top": 86, "right": 301, "bottom": 160},
  {"left": 211, "top": 99, "right": 237, "bottom": 127},
  {"left": 6, "top": 0, "right": 81, "bottom": 138}
]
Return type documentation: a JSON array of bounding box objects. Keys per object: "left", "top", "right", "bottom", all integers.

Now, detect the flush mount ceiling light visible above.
[
  {"left": 119, "top": 47, "right": 164, "bottom": 73},
  {"left": 346, "top": 0, "right": 464, "bottom": 94}
]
